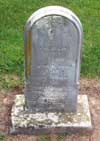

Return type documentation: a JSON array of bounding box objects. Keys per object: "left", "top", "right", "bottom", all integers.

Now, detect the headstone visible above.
[
  {"left": 10, "top": 6, "right": 92, "bottom": 136},
  {"left": 24, "top": 6, "right": 83, "bottom": 113}
]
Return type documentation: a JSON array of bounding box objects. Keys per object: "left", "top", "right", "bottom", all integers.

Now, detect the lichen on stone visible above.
[{"left": 11, "top": 95, "right": 92, "bottom": 130}]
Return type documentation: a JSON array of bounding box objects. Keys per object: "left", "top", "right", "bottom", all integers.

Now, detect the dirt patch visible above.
[{"left": 0, "top": 78, "right": 100, "bottom": 140}]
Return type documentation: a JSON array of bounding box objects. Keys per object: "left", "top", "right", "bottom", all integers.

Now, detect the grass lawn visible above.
[{"left": 0, "top": 0, "right": 100, "bottom": 89}]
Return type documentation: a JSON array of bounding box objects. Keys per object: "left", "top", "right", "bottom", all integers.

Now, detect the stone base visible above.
[{"left": 10, "top": 95, "right": 93, "bottom": 135}]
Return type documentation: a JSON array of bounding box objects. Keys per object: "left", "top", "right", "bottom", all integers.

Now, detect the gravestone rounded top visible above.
[
  {"left": 24, "top": 6, "right": 83, "bottom": 112},
  {"left": 25, "top": 6, "right": 83, "bottom": 35},
  {"left": 25, "top": 6, "right": 83, "bottom": 83}
]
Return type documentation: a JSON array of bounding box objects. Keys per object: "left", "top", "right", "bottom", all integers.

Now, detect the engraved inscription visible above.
[
  {"left": 25, "top": 16, "right": 78, "bottom": 111},
  {"left": 25, "top": 8, "right": 82, "bottom": 113}
]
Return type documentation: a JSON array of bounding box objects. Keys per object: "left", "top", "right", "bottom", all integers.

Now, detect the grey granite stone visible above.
[
  {"left": 24, "top": 6, "right": 83, "bottom": 113},
  {"left": 10, "top": 95, "right": 92, "bottom": 135}
]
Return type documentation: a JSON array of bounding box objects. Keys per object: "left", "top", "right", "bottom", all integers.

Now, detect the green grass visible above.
[
  {"left": 0, "top": 0, "right": 100, "bottom": 88},
  {"left": 0, "top": 74, "right": 23, "bottom": 90},
  {"left": 39, "top": 136, "right": 49, "bottom": 141},
  {"left": 0, "top": 134, "right": 6, "bottom": 140}
]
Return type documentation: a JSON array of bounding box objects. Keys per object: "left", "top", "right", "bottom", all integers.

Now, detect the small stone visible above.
[
  {"left": 10, "top": 95, "right": 92, "bottom": 135},
  {"left": 3, "top": 97, "right": 14, "bottom": 106}
]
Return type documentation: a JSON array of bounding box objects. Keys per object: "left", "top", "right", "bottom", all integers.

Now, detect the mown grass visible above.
[
  {"left": 0, "top": 0, "right": 100, "bottom": 89},
  {"left": 0, "top": 134, "right": 6, "bottom": 140}
]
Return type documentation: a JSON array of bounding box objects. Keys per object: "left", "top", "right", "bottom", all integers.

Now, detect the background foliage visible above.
[{"left": 0, "top": 0, "right": 100, "bottom": 88}]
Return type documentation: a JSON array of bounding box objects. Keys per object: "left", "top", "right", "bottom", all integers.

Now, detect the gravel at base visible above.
[{"left": 0, "top": 78, "right": 100, "bottom": 141}]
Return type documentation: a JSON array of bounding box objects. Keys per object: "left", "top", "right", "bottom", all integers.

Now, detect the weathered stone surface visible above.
[
  {"left": 24, "top": 6, "right": 83, "bottom": 113},
  {"left": 10, "top": 95, "right": 92, "bottom": 135},
  {"left": 9, "top": 6, "right": 92, "bottom": 136}
]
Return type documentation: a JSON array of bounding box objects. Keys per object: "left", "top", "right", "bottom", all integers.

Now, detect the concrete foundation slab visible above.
[{"left": 10, "top": 95, "right": 93, "bottom": 135}]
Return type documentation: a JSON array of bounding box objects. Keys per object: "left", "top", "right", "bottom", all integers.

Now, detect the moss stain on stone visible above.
[{"left": 11, "top": 95, "right": 92, "bottom": 131}]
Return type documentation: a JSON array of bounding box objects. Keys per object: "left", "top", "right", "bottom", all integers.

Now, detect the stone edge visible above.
[{"left": 10, "top": 95, "right": 93, "bottom": 135}]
